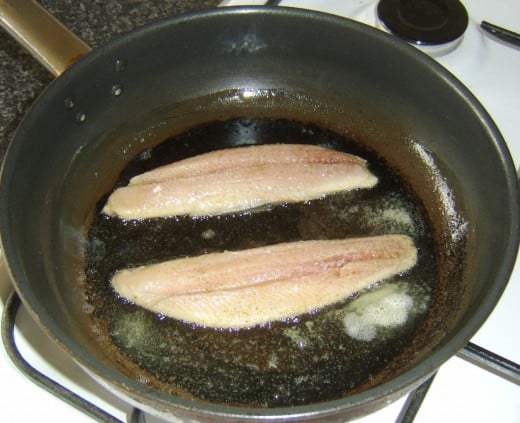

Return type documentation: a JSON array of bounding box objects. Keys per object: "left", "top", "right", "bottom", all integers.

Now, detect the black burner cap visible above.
[{"left": 377, "top": 0, "right": 469, "bottom": 45}]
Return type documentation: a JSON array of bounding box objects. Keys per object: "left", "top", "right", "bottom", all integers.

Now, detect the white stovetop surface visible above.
[{"left": 1, "top": 0, "right": 519, "bottom": 421}]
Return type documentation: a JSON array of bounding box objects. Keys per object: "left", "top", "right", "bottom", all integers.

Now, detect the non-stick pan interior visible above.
[{"left": 0, "top": 7, "right": 518, "bottom": 421}]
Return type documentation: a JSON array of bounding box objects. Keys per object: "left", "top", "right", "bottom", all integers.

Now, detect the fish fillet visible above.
[
  {"left": 102, "top": 144, "right": 378, "bottom": 219},
  {"left": 111, "top": 235, "right": 417, "bottom": 328}
]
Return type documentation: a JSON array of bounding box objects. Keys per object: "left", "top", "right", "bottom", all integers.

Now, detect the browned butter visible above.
[{"left": 84, "top": 118, "right": 438, "bottom": 407}]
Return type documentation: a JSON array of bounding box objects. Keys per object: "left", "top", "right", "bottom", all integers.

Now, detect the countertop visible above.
[{"left": 0, "top": 0, "right": 221, "bottom": 161}]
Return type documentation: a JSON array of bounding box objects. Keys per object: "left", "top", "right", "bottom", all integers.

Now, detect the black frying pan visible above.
[{"left": 0, "top": 3, "right": 518, "bottom": 422}]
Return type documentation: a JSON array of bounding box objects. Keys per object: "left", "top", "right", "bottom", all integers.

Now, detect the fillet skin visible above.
[
  {"left": 111, "top": 235, "right": 417, "bottom": 328},
  {"left": 102, "top": 144, "right": 378, "bottom": 219}
]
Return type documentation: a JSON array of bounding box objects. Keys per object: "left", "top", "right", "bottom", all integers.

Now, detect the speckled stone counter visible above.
[{"left": 0, "top": 0, "right": 221, "bottom": 161}]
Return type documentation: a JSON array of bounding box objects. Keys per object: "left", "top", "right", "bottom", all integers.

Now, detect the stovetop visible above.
[{"left": 1, "top": 0, "right": 519, "bottom": 421}]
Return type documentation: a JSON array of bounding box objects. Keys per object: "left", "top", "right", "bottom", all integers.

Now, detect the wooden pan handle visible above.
[{"left": 0, "top": 0, "right": 91, "bottom": 77}]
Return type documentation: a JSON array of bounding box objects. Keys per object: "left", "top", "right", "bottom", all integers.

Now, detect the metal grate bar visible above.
[
  {"left": 457, "top": 342, "right": 520, "bottom": 386},
  {"left": 1, "top": 290, "right": 123, "bottom": 423},
  {"left": 395, "top": 373, "right": 437, "bottom": 423}
]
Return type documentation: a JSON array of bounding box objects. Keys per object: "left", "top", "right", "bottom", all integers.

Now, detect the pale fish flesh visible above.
[
  {"left": 102, "top": 144, "right": 378, "bottom": 219},
  {"left": 111, "top": 235, "right": 417, "bottom": 328}
]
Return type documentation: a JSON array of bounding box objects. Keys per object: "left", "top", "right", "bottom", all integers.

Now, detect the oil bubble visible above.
[
  {"left": 341, "top": 282, "right": 429, "bottom": 342},
  {"left": 201, "top": 229, "right": 216, "bottom": 240}
]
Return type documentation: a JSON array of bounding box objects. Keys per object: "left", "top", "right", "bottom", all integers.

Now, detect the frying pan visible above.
[{"left": 0, "top": 1, "right": 518, "bottom": 421}]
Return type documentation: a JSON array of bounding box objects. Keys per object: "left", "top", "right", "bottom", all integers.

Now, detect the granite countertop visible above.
[{"left": 0, "top": 0, "right": 221, "bottom": 161}]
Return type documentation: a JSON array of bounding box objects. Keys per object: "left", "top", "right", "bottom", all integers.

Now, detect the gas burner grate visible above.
[
  {"left": 1, "top": 292, "right": 121, "bottom": 422},
  {"left": 2, "top": 290, "right": 519, "bottom": 422}
]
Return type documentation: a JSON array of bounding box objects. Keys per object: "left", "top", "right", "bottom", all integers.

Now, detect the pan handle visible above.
[{"left": 0, "top": 0, "right": 91, "bottom": 77}]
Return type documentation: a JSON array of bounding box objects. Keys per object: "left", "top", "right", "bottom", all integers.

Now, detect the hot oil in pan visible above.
[{"left": 84, "top": 118, "right": 438, "bottom": 407}]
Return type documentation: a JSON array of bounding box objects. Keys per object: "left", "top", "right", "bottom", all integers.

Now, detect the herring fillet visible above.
[
  {"left": 111, "top": 235, "right": 418, "bottom": 328},
  {"left": 101, "top": 144, "right": 378, "bottom": 219}
]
